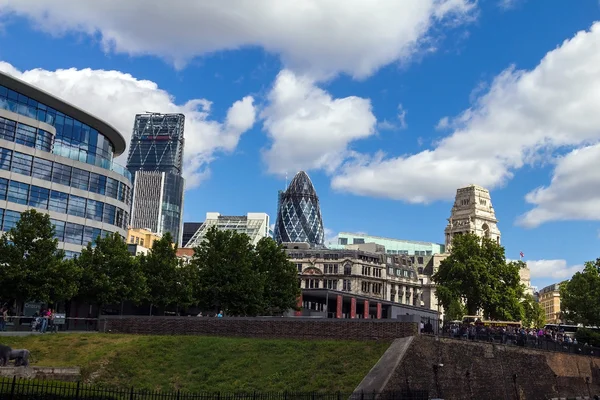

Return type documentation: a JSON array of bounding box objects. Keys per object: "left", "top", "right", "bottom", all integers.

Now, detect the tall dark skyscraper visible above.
[
  {"left": 273, "top": 171, "right": 324, "bottom": 247},
  {"left": 126, "top": 113, "right": 185, "bottom": 245}
]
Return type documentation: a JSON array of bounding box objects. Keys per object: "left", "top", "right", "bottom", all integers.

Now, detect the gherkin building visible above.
[{"left": 274, "top": 171, "right": 325, "bottom": 246}]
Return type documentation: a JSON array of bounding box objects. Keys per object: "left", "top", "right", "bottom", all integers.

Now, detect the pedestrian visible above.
[{"left": 0, "top": 307, "right": 6, "bottom": 332}]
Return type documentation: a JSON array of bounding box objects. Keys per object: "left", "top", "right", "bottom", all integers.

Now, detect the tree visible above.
[
  {"left": 254, "top": 237, "right": 300, "bottom": 315},
  {"left": 139, "top": 232, "right": 180, "bottom": 312},
  {"left": 560, "top": 259, "right": 600, "bottom": 326},
  {"left": 192, "top": 227, "right": 264, "bottom": 316},
  {"left": 433, "top": 233, "right": 524, "bottom": 321},
  {"left": 173, "top": 260, "right": 199, "bottom": 311},
  {"left": 76, "top": 232, "right": 146, "bottom": 314},
  {"left": 521, "top": 293, "right": 545, "bottom": 328},
  {"left": 0, "top": 209, "right": 81, "bottom": 305}
]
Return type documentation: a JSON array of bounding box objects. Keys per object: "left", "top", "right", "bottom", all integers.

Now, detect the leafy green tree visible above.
[
  {"left": 139, "top": 232, "right": 180, "bottom": 311},
  {"left": 521, "top": 293, "right": 545, "bottom": 328},
  {"left": 0, "top": 209, "right": 81, "bottom": 305},
  {"left": 76, "top": 232, "right": 146, "bottom": 314},
  {"left": 561, "top": 259, "right": 600, "bottom": 326},
  {"left": 173, "top": 260, "right": 199, "bottom": 311},
  {"left": 254, "top": 237, "right": 300, "bottom": 315},
  {"left": 192, "top": 227, "right": 264, "bottom": 316},
  {"left": 433, "top": 233, "right": 524, "bottom": 321},
  {"left": 443, "top": 298, "right": 466, "bottom": 322}
]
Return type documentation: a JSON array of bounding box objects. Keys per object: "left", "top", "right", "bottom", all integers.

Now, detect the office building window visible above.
[
  {"left": 51, "top": 163, "right": 71, "bottom": 186},
  {"left": 15, "top": 124, "right": 37, "bottom": 148},
  {"left": 3, "top": 210, "right": 20, "bottom": 231},
  {"left": 52, "top": 219, "right": 65, "bottom": 242},
  {"left": 64, "top": 222, "right": 84, "bottom": 245},
  {"left": 28, "top": 185, "right": 50, "bottom": 209},
  {"left": 0, "top": 178, "right": 7, "bottom": 201},
  {"left": 83, "top": 226, "right": 102, "bottom": 246},
  {"left": 7, "top": 181, "right": 29, "bottom": 205},
  {"left": 49, "top": 191, "right": 68, "bottom": 214},
  {"left": 71, "top": 168, "right": 90, "bottom": 191},
  {"left": 85, "top": 199, "right": 103, "bottom": 221},
  {"left": 89, "top": 172, "right": 106, "bottom": 195},
  {"left": 67, "top": 195, "right": 86, "bottom": 218},
  {"left": 11, "top": 152, "right": 33, "bottom": 176},
  {"left": 338, "top": 237, "right": 348, "bottom": 245},
  {"left": 32, "top": 158, "right": 52, "bottom": 180},
  {"left": 0, "top": 148, "right": 11, "bottom": 171},
  {"left": 102, "top": 203, "right": 116, "bottom": 225}
]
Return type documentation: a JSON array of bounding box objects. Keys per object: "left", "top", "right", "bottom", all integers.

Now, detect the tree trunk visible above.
[{"left": 149, "top": 303, "right": 153, "bottom": 316}]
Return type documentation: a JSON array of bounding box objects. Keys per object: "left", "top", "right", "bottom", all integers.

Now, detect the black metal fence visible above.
[
  {"left": 440, "top": 331, "right": 600, "bottom": 357},
  {"left": 0, "top": 378, "right": 429, "bottom": 400}
]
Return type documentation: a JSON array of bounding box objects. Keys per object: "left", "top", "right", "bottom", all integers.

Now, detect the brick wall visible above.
[
  {"left": 100, "top": 316, "right": 418, "bottom": 341},
  {"left": 384, "top": 336, "right": 600, "bottom": 400}
]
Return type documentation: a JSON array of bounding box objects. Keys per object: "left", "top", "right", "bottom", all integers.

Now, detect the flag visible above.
[{"left": 519, "top": 251, "right": 524, "bottom": 258}]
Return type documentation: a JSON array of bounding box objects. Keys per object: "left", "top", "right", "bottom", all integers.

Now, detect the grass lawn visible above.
[{"left": 0, "top": 334, "right": 389, "bottom": 393}]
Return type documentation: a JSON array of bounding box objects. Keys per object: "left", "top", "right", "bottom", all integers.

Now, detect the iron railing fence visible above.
[
  {"left": 438, "top": 331, "right": 600, "bottom": 357},
  {"left": 0, "top": 378, "right": 429, "bottom": 400}
]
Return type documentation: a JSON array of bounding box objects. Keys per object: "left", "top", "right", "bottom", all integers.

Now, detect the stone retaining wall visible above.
[
  {"left": 0, "top": 366, "right": 81, "bottom": 381},
  {"left": 101, "top": 316, "right": 418, "bottom": 341},
  {"left": 384, "top": 335, "right": 600, "bottom": 400}
]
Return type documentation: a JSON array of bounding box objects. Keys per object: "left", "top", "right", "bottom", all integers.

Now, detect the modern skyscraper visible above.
[
  {"left": 273, "top": 171, "right": 324, "bottom": 247},
  {"left": 0, "top": 71, "right": 132, "bottom": 258},
  {"left": 126, "top": 113, "right": 185, "bottom": 244}
]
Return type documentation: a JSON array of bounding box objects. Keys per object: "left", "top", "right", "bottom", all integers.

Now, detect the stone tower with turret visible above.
[{"left": 444, "top": 184, "right": 501, "bottom": 252}]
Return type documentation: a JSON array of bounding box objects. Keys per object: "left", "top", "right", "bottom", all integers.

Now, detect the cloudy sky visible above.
[{"left": 0, "top": 0, "right": 598, "bottom": 289}]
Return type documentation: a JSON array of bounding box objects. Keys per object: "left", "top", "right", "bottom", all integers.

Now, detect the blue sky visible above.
[{"left": 0, "top": 0, "right": 599, "bottom": 289}]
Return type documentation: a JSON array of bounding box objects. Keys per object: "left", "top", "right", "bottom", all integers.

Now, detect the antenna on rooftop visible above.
[{"left": 285, "top": 171, "right": 288, "bottom": 189}]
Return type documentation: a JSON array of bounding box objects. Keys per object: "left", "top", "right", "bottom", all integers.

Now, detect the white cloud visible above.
[
  {"left": 527, "top": 259, "right": 582, "bottom": 281},
  {"left": 0, "top": 62, "right": 256, "bottom": 189},
  {"left": 518, "top": 144, "right": 600, "bottom": 227},
  {"left": 378, "top": 104, "right": 408, "bottom": 131},
  {"left": 332, "top": 22, "right": 600, "bottom": 207},
  {"left": 0, "top": 0, "right": 476, "bottom": 80},
  {"left": 261, "top": 70, "right": 377, "bottom": 176}
]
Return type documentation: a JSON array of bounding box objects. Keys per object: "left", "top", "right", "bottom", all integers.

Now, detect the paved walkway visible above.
[{"left": 0, "top": 330, "right": 97, "bottom": 336}]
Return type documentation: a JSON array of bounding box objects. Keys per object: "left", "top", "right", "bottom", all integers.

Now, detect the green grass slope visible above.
[{"left": 0, "top": 334, "right": 389, "bottom": 393}]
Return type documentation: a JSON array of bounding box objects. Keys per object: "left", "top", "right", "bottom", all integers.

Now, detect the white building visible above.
[{"left": 185, "top": 212, "right": 270, "bottom": 247}]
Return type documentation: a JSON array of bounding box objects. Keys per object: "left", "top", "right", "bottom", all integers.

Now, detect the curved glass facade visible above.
[
  {"left": 0, "top": 84, "right": 130, "bottom": 180},
  {"left": 0, "top": 72, "right": 132, "bottom": 258},
  {"left": 274, "top": 171, "right": 325, "bottom": 247}
]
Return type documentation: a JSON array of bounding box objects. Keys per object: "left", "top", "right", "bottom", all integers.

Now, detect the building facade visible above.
[
  {"left": 182, "top": 222, "right": 202, "bottom": 247},
  {"left": 539, "top": 283, "right": 563, "bottom": 324},
  {"left": 274, "top": 171, "right": 324, "bottom": 247},
  {"left": 127, "top": 227, "right": 162, "bottom": 249},
  {"left": 330, "top": 232, "right": 445, "bottom": 255},
  {"left": 185, "top": 212, "right": 270, "bottom": 247},
  {"left": 444, "top": 184, "right": 502, "bottom": 250},
  {"left": 0, "top": 71, "right": 132, "bottom": 258},
  {"left": 283, "top": 242, "right": 439, "bottom": 320},
  {"left": 126, "top": 113, "right": 185, "bottom": 245}
]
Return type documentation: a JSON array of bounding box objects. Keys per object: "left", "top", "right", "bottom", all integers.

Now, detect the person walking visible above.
[{"left": 0, "top": 307, "right": 6, "bottom": 332}]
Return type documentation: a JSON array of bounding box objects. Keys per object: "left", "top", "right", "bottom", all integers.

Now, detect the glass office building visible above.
[
  {"left": 126, "top": 113, "right": 185, "bottom": 245},
  {"left": 0, "top": 71, "right": 132, "bottom": 258},
  {"left": 273, "top": 171, "right": 324, "bottom": 247}
]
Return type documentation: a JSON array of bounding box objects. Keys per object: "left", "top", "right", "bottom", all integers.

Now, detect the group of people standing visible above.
[{"left": 32, "top": 308, "right": 55, "bottom": 333}]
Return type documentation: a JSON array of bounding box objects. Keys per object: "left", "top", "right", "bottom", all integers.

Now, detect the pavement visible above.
[{"left": 0, "top": 330, "right": 97, "bottom": 336}]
